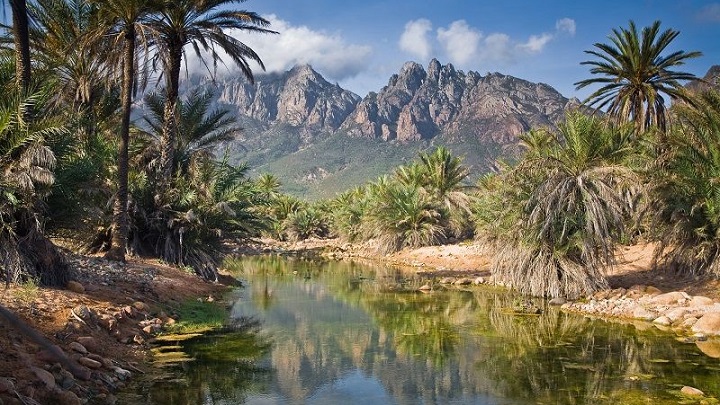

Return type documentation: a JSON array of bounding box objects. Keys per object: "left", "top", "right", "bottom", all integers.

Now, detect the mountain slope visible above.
[{"left": 191, "top": 60, "right": 576, "bottom": 199}]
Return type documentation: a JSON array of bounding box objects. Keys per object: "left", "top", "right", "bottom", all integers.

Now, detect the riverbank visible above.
[
  {"left": 0, "top": 251, "right": 233, "bottom": 405},
  {"left": 264, "top": 238, "right": 720, "bottom": 340},
  {"left": 2, "top": 238, "right": 719, "bottom": 404}
]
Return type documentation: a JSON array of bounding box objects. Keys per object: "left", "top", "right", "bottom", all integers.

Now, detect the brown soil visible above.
[{"left": 0, "top": 253, "right": 232, "bottom": 405}]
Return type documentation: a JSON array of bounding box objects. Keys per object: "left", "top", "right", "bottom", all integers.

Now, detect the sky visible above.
[{"left": 219, "top": 0, "right": 720, "bottom": 100}]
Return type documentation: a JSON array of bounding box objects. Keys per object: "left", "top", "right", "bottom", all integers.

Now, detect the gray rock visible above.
[{"left": 549, "top": 298, "right": 566, "bottom": 306}]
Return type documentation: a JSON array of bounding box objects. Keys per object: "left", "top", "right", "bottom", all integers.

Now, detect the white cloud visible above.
[
  {"left": 518, "top": 33, "right": 554, "bottom": 53},
  {"left": 187, "top": 15, "right": 373, "bottom": 82},
  {"left": 556, "top": 18, "right": 577, "bottom": 36},
  {"left": 399, "top": 19, "right": 434, "bottom": 60},
  {"left": 437, "top": 20, "right": 481, "bottom": 65},
  {"left": 698, "top": 3, "right": 720, "bottom": 22},
  {"left": 479, "top": 33, "right": 514, "bottom": 64}
]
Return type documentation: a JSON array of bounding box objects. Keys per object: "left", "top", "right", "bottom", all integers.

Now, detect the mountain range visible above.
[{"left": 186, "top": 60, "right": 584, "bottom": 198}]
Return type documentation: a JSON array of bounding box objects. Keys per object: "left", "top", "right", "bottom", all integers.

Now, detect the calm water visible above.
[{"left": 122, "top": 255, "right": 720, "bottom": 405}]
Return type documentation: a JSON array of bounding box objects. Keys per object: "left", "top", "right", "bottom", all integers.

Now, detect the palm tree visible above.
[
  {"left": 8, "top": 0, "right": 31, "bottom": 92},
  {"left": 128, "top": 90, "right": 258, "bottom": 279},
  {"left": 148, "top": 0, "right": 276, "bottom": 186},
  {"left": 137, "top": 88, "right": 239, "bottom": 175},
  {"left": 492, "top": 113, "right": 640, "bottom": 298},
  {"left": 575, "top": 20, "right": 701, "bottom": 133},
  {"left": 0, "top": 93, "right": 68, "bottom": 285},
  {"left": 92, "top": 0, "right": 160, "bottom": 261},
  {"left": 650, "top": 89, "right": 720, "bottom": 276}
]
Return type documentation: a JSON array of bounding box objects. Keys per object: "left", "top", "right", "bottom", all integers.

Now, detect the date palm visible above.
[
  {"left": 575, "top": 20, "right": 701, "bottom": 133},
  {"left": 651, "top": 89, "right": 720, "bottom": 276},
  {"left": 0, "top": 93, "right": 68, "bottom": 285},
  {"left": 92, "top": 0, "right": 160, "bottom": 261},
  {"left": 148, "top": 0, "right": 276, "bottom": 186},
  {"left": 493, "top": 113, "right": 639, "bottom": 298},
  {"left": 8, "top": 0, "right": 31, "bottom": 91}
]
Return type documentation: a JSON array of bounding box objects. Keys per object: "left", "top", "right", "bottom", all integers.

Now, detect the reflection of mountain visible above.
[{"left": 145, "top": 257, "right": 720, "bottom": 405}]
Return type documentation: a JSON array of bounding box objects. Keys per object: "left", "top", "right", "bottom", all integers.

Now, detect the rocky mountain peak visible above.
[
  {"left": 213, "top": 63, "right": 360, "bottom": 135},
  {"left": 341, "top": 59, "right": 570, "bottom": 143}
]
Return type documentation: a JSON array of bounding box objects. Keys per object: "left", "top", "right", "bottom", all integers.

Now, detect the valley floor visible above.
[{"left": 1, "top": 238, "right": 719, "bottom": 404}]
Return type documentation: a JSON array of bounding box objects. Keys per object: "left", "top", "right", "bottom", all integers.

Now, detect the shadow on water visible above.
[{"left": 121, "top": 255, "right": 720, "bottom": 405}]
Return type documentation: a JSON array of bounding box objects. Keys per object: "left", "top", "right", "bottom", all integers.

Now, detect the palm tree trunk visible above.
[
  {"left": 105, "top": 27, "right": 136, "bottom": 262},
  {"left": 9, "top": 0, "right": 31, "bottom": 92},
  {"left": 160, "top": 44, "right": 182, "bottom": 187}
]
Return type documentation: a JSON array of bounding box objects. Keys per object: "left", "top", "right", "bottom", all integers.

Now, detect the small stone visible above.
[
  {"left": 132, "top": 301, "right": 148, "bottom": 312},
  {"left": 68, "top": 342, "right": 87, "bottom": 355},
  {"left": 473, "top": 277, "right": 485, "bottom": 285},
  {"left": 418, "top": 284, "right": 431, "bottom": 291},
  {"left": 66, "top": 281, "right": 85, "bottom": 294},
  {"left": 164, "top": 317, "right": 176, "bottom": 326},
  {"left": 98, "top": 314, "right": 118, "bottom": 331},
  {"left": 31, "top": 367, "right": 56, "bottom": 388},
  {"left": 680, "top": 386, "right": 704, "bottom": 396},
  {"left": 111, "top": 366, "right": 131, "bottom": 381},
  {"left": 87, "top": 353, "right": 112, "bottom": 368},
  {"left": 439, "top": 277, "right": 454, "bottom": 285},
  {"left": 77, "top": 357, "right": 102, "bottom": 369},
  {"left": 632, "top": 306, "right": 657, "bottom": 321},
  {"left": 645, "top": 286, "right": 662, "bottom": 295},
  {"left": 122, "top": 306, "right": 137, "bottom": 319},
  {"left": 0, "top": 377, "right": 15, "bottom": 393},
  {"left": 549, "top": 298, "right": 566, "bottom": 306},
  {"left": 652, "top": 316, "right": 672, "bottom": 326},
  {"left": 454, "top": 278, "right": 472, "bottom": 285},
  {"left": 55, "top": 390, "right": 82, "bottom": 405},
  {"left": 76, "top": 337, "right": 99, "bottom": 353},
  {"left": 133, "top": 334, "right": 145, "bottom": 345},
  {"left": 71, "top": 305, "right": 95, "bottom": 322}
]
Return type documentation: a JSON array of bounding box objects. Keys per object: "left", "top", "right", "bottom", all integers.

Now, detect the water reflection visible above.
[{"left": 124, "top": 256, "right": 720, "bottom": 405}]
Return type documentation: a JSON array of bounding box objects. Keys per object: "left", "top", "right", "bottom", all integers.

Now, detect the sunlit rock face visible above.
[{"left": 340, "top": 59, "right": 571, "bottom": 144}]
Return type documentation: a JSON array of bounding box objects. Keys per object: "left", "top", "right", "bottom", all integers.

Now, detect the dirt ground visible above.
[
  {"left": 0, "top": 239, "right": 718, "bottom": 404},
  {"left": 0, "top": 253, "right": 231, "bottom": 405}
]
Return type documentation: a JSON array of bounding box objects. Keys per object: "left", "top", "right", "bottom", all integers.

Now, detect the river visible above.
[{"left": 121, "top": 255, "right": 720, "bottom": 404}]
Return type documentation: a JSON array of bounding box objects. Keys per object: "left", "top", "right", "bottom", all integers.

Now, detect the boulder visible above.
[
  {"left": 651, "top": 291, "right": 690, "bottom": 305},
  {"left": 690, "top": 296, "right": 715, "bottom": 307},
  {"left": 549, "top": 298, "right": 566, "bottom": 306},
  {"left": 691, "top": 313, "right": 720, "bottom": 336},
  {"left": 664, "top": 307, "right": 688, "bottom": 323},
  {"left": 696, "top": 340, "right": 720, "bottom": 359},
  {"left": 439, "top": 277, "right": 454, "bottom": 284},
  {"left": 454, "top": 278, "right": 472, "bottom": 285}
]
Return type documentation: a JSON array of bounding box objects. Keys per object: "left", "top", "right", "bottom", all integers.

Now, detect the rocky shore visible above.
[{"left": 0, "top": 252, "right": 230, "bottom": 405}]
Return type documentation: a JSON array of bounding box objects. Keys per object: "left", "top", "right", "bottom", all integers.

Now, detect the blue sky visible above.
[{"left": 228, "top": 0, "right": 720, "bottom": 100}]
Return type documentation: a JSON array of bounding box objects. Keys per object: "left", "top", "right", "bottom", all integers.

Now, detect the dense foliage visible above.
[{"left": 1, "top": 8, "right": 718, "bottom": 302}]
